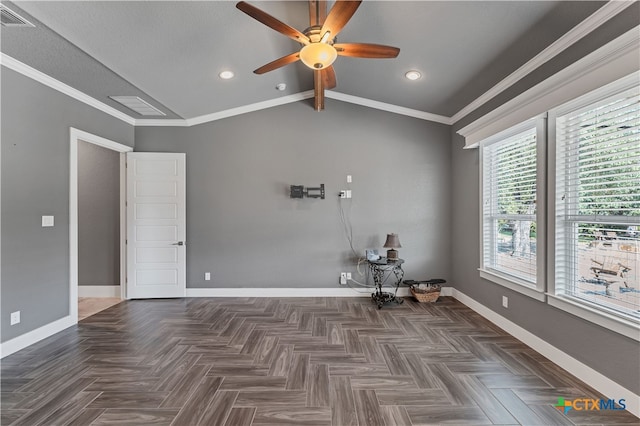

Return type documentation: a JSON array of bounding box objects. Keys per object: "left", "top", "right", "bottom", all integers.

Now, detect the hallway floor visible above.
[{"left": 78, "top": 297, "right": 122, "bottom": 321}]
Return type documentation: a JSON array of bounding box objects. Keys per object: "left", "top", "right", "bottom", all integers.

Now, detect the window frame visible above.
[
  {"left": 547, "top": 74, "right": 640, "bottom": 340},
  {"left": 479, "top": 117, "right": 547, "bottom": 301}
]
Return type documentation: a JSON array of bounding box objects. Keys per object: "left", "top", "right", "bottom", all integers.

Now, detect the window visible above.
[
  {"left": 553, "top": 85, "right": 640, "bottom": 322},
  {"left": 466, "top": 69, "right": 639, "bottom": 337},
  {"left": 480, "top": 120, "right": 545, "bottom": 299}
]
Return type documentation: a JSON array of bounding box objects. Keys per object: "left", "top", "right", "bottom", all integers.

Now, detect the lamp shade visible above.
[
  {"left": 383, "top": 233, "right": 402, "bottom": 249},
  {"left": 299, "top": 43, "right": 337, "bottom": 70}
]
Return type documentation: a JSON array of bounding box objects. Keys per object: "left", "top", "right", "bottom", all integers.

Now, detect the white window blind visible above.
[
  {"left": 483, "top": 127, "right": 538, "bottom": 283},
  {"left": 555, "top": 85, "right": 640, "bottom": 319}
]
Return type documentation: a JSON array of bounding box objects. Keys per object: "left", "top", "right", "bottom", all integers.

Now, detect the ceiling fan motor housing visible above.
[
  {"left": 303, "top": 25, "right": 335, "bottom": 45},
  {"left": 300, "top": 26, "right": 337, "bottom": 70}
]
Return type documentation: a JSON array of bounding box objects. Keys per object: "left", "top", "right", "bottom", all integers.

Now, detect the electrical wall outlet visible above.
[
  {"left": 345, "top": 190, "right": 352, "bottom": 199},
  {"left": 347, "top": 175, "right": 352, "bottom": 183},
  {"left": 10, "top": 311, "right": 20, "bottom": 325},
  {"left": 340, "top": 272, "right": 348, "bottom": 285},
  {"left": 346, "top": 272, "right": 352, "bottom": 280},
  {"left": 502, "top": 296, "right": 508, "bottom": 308},
  {"left": 205, "top": 272, "right": 211, "bottom": 281}
]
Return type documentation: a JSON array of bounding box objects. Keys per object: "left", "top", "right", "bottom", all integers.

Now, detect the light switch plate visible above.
[{"left": 42, "top": 216, "right": 54, "bottom": 227}]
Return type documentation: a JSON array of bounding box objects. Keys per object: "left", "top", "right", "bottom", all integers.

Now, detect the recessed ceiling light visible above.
[
  {"left": 405, "top": 70, "right": 421, "bottom": 81},
  {"left": 219, "top": 70, "right": 234, "bottom": 80}
]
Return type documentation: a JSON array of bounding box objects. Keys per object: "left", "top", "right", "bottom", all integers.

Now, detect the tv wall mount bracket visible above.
[{"left": 290, "top": 184, "right": 325, "bottom": 199}]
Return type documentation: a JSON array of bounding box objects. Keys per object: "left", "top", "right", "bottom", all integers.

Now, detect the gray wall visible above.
[
  {"left": 1, "top": 68, "right": 134, "bottom": 342},
  {"left": 135, "top": 99, "right": 451, "bottom": 289},
  {"left": 78, "top": 140, "right": 120, "bottom": 286},
  {"left": 449, "top": 8, "right": 640, "bottom": 393}
]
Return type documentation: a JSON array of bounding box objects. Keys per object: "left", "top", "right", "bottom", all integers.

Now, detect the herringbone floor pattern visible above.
[{"left": 1, "top": 297, "right": 638, "bottom": 425}]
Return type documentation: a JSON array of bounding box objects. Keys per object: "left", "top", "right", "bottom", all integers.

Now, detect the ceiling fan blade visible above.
[
  {"left": 321, "top": 66, "right": 336, "bottom": 89},
  {"left": 253, "top": 52, "right": 301, "bottom": 74},
  {"left": 321, "top": 0, "right": 362, "bottom": 38},
  {"left": 314, "top": 70, "right": 324, "bottom": 111},
  {"left": 309, "top": 0, "right": 327, "bottom": 26},
  {"left": 237, "top": 1, "right": 309, "bottom": 44},
  {"left": 334, "top": 43, "right": 400, "bottom": 58}
]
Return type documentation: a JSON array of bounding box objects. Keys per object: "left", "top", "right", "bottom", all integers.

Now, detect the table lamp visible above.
[{"left": 383, "top": 233, "right": 402, "bottom": 260}]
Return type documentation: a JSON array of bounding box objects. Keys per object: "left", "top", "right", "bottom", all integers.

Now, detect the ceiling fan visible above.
[{"left": 236, "top": 0, "right": 400, "bottom": 111}]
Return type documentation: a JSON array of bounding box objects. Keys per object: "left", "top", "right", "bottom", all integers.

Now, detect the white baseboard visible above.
[
  {"left": 440, "top": 286, "right": 454, "bottom": 296},
  {"left": 452, "top": 288, "right": 640, "bottom": 418},
  {"left": 78, "top": 285, "right": 120, "bottom": 298},
  {"left": 0, "top": 315, "right": 75, "bottom": 359},
  {"left": 186, "top": 286, "right": 420, "bottom": 298}
]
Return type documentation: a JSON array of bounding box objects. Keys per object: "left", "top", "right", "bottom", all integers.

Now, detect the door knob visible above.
[{"left": 173, "top": 241, "right": 184, "bottom": 246}]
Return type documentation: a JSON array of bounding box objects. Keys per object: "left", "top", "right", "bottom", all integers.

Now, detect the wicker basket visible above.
[{"left": 410, "top": 285, "right": 441, "bottom": 303}]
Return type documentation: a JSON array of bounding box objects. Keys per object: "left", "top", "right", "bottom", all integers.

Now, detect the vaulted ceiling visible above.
[{"left": 1, "top": 1, "right": 621, "bottom": 124}]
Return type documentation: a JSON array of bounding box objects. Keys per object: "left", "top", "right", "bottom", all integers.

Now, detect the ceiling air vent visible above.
[
  {"left": 109, "top": 96, "right": 166, "bottom": 116},
  {"left": 0, "top": 5, "right": 35, "bottom": 27}
]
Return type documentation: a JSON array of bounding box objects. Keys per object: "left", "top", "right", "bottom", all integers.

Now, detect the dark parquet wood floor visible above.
[{"left": 1, "top": 296, "right": 638, "bottom": 425}]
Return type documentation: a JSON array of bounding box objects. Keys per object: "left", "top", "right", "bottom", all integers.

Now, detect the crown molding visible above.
[
  {"left": 137, "top": 91, "right": 316, "bottom": 127},
  {"left": 135, "top": 90, "right": 451, "bottom": 127},
  {"left": 450, "top": 0, "right": 636, "bottom": 124},
  {"left": 136, "top": 91, "right": 316, "bottom": 127},
  {"left": 325, "top": 91, "right": 453, "bottom": 125},
  {"left": 458, "top": 26, "right": 640, "bottom": 148},
  {"left": 0, "top": 53, "right": 136, "bottom": 126},
  {"left": 188, "top": 90, "right": 316, "bottom": 126},
  {"left": 134, "top": 118, "right": 188, "bottom": 127}
]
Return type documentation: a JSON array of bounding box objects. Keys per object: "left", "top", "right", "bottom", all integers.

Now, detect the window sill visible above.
[
  {"left": 479, "top": 268, "right": 546, "bottom": 302},
  {"left": 547, "top": 294, "right": 640, "bottom": 342}
]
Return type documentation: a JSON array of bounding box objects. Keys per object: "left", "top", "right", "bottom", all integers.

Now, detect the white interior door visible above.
[{"left": 126, "top": 153, "right": 186, "bottom": 298}]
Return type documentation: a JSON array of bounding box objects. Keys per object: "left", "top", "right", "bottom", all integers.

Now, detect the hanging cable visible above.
[{"left": 337, "top": 197, "right": 359, "bottom": 258}]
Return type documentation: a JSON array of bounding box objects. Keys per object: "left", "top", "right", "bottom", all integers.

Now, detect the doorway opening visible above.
[{"left": 69, "top": 128, "right": 132, "bottom": 322}]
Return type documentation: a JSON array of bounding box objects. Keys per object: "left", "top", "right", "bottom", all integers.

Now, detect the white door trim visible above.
[{"left": 69, "top": 127, "right": 132, "bottom": 323}]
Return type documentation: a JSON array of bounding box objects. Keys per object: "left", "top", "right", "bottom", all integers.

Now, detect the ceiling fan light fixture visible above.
[
  {"left": 299, "top": 43, "right": 337, "bottom": 70},
  {"left": 405, "top": 70, "right": 421, "bottom": 81}
]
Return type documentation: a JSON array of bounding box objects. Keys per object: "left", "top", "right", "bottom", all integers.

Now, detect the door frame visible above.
[{"left": 69, "top": 127, "right": 133, "bottom": 323}]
